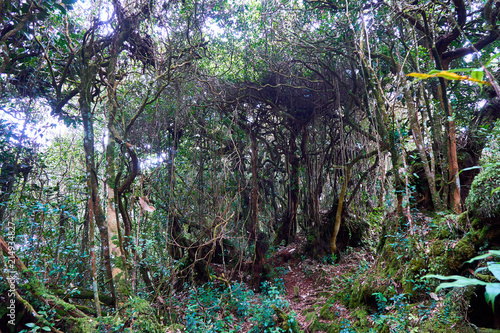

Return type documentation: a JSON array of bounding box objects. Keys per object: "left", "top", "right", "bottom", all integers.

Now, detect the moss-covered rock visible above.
[
  {"left": 466, "top": 162, "right": 500, "bottom": 221},
  {"left": 409, "top": 256, "right": 425, "bottom": 274},
  {"left": 457, "top": 212, "right": 469, "bottom": 230}
]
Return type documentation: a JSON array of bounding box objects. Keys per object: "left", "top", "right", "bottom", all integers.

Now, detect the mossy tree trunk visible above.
[
  {"left": 80, "top": 60, "right": 117, "bottom": 306},
  {"left": 330, "top": 149, "right": 379, "bottom": 253}
]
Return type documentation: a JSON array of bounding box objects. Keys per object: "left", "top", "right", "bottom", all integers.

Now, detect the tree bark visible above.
[
  {"left": 276, "top": 130, "right": 299, "bottom": 245},
  {"left": 330, "top": 166, "right": 350, "bottom": 254},
  {"left": 330, "top": 149, "right": 379, "bottom": 253},
  {"left": 404, "top": 85, "right": 442, "bottom": 210},
  {"left": 437, "top": 82, "right": 462, "bottom": 213},
  {"left": 87, "top": 194, "right": 101, "bottom": 316},
  {"left": 250, "top": 131, "right": 261, "bottom": 264},
  {"left": 80, "top": 63, "right": 117, "bottom": 306}
]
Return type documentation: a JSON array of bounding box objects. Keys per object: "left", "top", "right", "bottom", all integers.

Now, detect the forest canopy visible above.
[{"left": 1, "top": 0, "right": 500, "bottom": 332}]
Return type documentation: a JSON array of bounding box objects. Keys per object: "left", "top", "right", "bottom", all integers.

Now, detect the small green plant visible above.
[
  {"left": 182, "top": 280, "right": 296, "bottom": 333},
  {"left": 268, "top": 267, "right": 289, "bottom": 286},
  {"left": 249, "top": 281, "right": 297, "bottom": 333},
  {"left": 21, "top": 323, "right": 52, "bottom": 332},
  {"left": 19, "top": 308, "right": 56, "bottom": 333},
  {"left": 424, "top": 250, "right": 500, "bottom": 311},
  {"left": 185, "top": 282, "right": 247, "bottom": 332},
  {"left": 322, "top": 253, "right": 338, "bottom": 265},
  {"left": 339, "top": 318, "right": 356, "bottom": 333},
  {"left": 371, "top": 290, "right": 411, "bottom": 332}
]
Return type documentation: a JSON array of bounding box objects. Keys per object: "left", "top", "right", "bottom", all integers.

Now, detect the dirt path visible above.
[
  {"left": 270, "top": 241, "right": 372, "bottom": 332},
  {"left": 269, "top": 242, "right": 332, "bottom": 331}
]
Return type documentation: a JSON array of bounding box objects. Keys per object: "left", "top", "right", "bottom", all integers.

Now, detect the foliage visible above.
[
  {"left": 249, "top": 280, "right": 297, "bottom": 333},
  {"left": 181, "top": 279, "right": 297, "bottom": 333},
  {"left": 481, "top": 119, "right": 500, "bottom": 165},
  {"left": 407, "top": 70, "right": 491, "bottom": 86},
  {"left": 424, "top": 250, "right": 500, "bottom": 312},
  {"left": 92, "top": 298, "right": 164, "bottom": 333},
  {"left": 371, "top": 290, "right": 411, "bottom": 332},
  {"left": 1, "top": 0, "right": 500, "bottom": 331},
  {"left": 465, "top": 163, "right": 500, "bottom": 219}
]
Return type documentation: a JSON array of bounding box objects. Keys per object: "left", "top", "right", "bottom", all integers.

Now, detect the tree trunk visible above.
[
  {"left": 88, "top": 195, "right": 102, "bottom": 316},
  {"left": 437, "top": 82, "right": 462, "bottom": 213},
  {"left": 330, "top": 166, "right": 350, "bottom": 254},
  {"left": 276, "top": 131, "right": 299, "bottom": 245},
  {"left": 330, "top": 150, "right": 379, "bottom": 253},
  {"left": 301, "top": 125, "right": 321, "bottom": 227},
  {"left": 250, "top": 132, "right": 261, "bottom": 264},
  {"left": 80, "top": 65, "right": 116, "bottom": 306},
  {"left": 105, "top": 46, "right": 127, "bottom": 286},
  {"left": 404, "top": 85, "right": 442, "bottom": 210}
]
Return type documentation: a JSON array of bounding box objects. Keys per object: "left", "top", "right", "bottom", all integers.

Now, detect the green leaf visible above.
[
  {"left": 485, "top": 283, "right": 500, "bottom": 312},
  {"left": 485, "top": 52, "right": 500, "bottom": 67},
  {"left": 488, "top": 262, "right": 500, "bottom": 281},
  {"left": 471, "top": 69, "right": 484, "bottom": 83},
  {"left": 492, "top": 186, "right": 500, "bottom": 195},
  {"left": 475, "top": 266, "right": 489, "bottom": 274},
  {"left": 42, "top": 327, "right": 52, "bottom": 332},
  {"left": 444, "top": 68, "right": 473, "bottom": 73},
  {"left": 423, "top": 274, "right": 487, "bottom": 292},
  {"left": 26, "top": 323, "right": 36, "bottom": 328},
  {"left": 54, "top": 3, "right": 66, "bottom": 14},
  {"left": 458, "top": 166, "right": 482, "bottom": 175},
  {"left": 466, "top": 250, "right": 500, "bottom": 263}
]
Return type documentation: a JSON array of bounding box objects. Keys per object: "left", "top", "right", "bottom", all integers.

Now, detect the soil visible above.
[{"left": 269, "top": 238, "right": 374, "bottom": 332}]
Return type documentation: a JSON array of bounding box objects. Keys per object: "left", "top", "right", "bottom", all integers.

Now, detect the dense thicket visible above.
[{"left": 1, "top": 0, "right": 500, "bottom": 331}]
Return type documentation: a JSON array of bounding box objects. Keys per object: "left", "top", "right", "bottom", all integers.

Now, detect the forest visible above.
[{"left": 1, "top": 0, "right": 500, "bottom": 332}]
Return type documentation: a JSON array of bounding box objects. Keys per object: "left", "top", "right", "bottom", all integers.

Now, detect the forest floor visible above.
[
  {"left": 166, "top": 228, "right": 494, "bottom": 332},
  {"left": 266, "top": 238, "right": 376, "bottom": 332},
  {"left": 166, "top": 237, "right": 376, "bottom": 333}
]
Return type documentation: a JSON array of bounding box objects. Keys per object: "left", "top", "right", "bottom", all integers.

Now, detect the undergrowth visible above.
[{"left": 184, "top": 279, "right": 297, "bottom": 333}]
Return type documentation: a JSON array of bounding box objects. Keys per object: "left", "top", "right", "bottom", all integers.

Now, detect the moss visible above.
[
  {"left": 449, "top": 238, "right": 476, "bottom": 269},
  {"left": 457, "top": 212, "right": 469, "bottom": 230},
  {"left": 409, "top": 256, "right": 425, "bottom": 274},
  {"left": 271, "top": 304, "right": 299, "bottom": 333},
  {"left": 438, "top": 226, "right": 452, "bottom": 239},
  {"left": 471, "top": 217, "right": 483, "bottom": 230},
  {"left": 167, "top": 324, "right": 186, "bottom": 332},
  {"left": 431, "top": 239, "right": 447, "bottom": 256},
  {"left": 386, "top": 263, "right": 397, "bottom": 277},
  {"left": 319, "top": 302, "right": 336, "bottom": 320},
  {"left": 348, "top": 280, "right": 365, "bottom": 308},
  {"left": 402, "top": 281, "right": 415, "bottom": 295},
  {"left": 466, "top": 162, "right": 500, "bottom": 220},
  {"left": 326, "top": 322, "right": 345, "bottom": 333},
  {"left": 308, "top": 315, "right": 329, "bottom": 332},
  {"left": 70, "top": 317, "right": 98, "bottom": 333},
  {"left": 418, "top": 321, "right": 475, "bottom": 333},
  {"left": 348, "top": 277, "right": 391, "bottom": 311},
  {"left": 353, "top": 308, "right": 369, "bottom": 327},
  {"left": 303, "top": 308, "right": 317, "bottom": 322}
]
